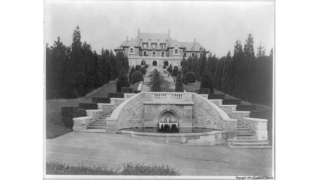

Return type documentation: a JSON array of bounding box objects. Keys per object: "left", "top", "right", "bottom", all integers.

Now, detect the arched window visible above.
[{"left": 153, "top": 61, "right": 157, "bottom": 66}]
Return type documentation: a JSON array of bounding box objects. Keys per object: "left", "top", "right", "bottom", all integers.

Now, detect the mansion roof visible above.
[{"left": 117, "top": 30, "right": 205, "bottom": 52}]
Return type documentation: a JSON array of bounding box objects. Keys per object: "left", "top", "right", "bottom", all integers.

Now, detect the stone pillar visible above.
[
  {"left": 73, "top": 117, "right": 92, "bottom": 132},
  {"left": 223, "top": 119, "right": 237, "bottom": 140},
  {"left": 255, "top": 121, "right": 268, "bottom": 140},
  {"left": 86, "top": 109, "right": 103, "bottom": 122}
]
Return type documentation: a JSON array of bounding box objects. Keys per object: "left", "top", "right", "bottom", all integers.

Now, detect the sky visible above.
[{"left": 45, "top": 0, "right": 274, "bottom": 57}]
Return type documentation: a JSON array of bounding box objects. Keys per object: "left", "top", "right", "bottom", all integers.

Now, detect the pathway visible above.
[{"left": 141, "top": 66, "right": 176, "bottom": 92}]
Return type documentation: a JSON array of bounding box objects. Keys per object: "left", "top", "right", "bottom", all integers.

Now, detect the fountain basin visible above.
[{"left": 118, "top": 127, "right": 227, "bottom": 145}]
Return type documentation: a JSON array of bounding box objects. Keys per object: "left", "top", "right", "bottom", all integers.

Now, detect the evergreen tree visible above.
[
  {"left": 175, "top": 74, "right": 184, "bottom": 92},
  {"left": 47, "top": 37, "right": 67, "bottom": 99},
  {"left": 200, "top": 67, "right": 214, "bottom": 92},
  {"left": 151, "top": 70, "right": 162, "bottom": 92},
  {"left": 222, "top": 51, "right": 232, "bottom": 92},
  {"left": 116, "top": 72, "right": 130, "bottom": 92},
  {"left": 129, "top": 66, "right": 136, "bottom": 83}
]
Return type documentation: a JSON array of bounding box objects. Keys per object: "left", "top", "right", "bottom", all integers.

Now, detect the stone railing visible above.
[
  {"left": 145, "top": 92, "right": 192, "bottom": 101},
  {"left": 241, "top": 117, "right": 268, "bottom": 140}
]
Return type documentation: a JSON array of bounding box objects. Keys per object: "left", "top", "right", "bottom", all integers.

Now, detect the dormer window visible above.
[
  {"left": 160, "top": 43, "right": 166, "bottom": 49},
  {"left": 151, "top": 43, "right": 157, "bottom": 49},
  {"left": 128, "top": 47, "right": 134, "bottom": 55}
]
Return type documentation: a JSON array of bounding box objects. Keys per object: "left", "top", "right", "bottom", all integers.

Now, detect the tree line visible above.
[
  {"left": 46, "top": 26, "right": 129, "bottom": 99},
  {"left": 180, "top": 34, "right": 273, "bottom": 106}
]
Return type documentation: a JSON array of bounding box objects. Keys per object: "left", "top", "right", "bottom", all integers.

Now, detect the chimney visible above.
[
  {"left": 138, "top": 28, "right": 140, "bottom": 45},
  {"left": 168, "top": 29, "right": 170, "bottom": 38}
]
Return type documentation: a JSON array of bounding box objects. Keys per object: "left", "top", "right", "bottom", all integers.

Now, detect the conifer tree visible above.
[
  {"left": 200, "top": 67, "right": 214, "bottom": 92},
  {"left": 175, "top": 74, "right": 184, "bottom": 92}
]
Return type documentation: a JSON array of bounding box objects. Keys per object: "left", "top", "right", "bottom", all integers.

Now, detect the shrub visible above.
[
  {"left": 108, "top": 93, "right": 124, "bottom": 98},
  {"left": 92, "top": 97, "right": 110, "bottom": 103},
  {"left": 61, "top": 107, "right": 79, "bottom": 117},
  {"left": 116, "top": 73, "right": 130, "bottom": 92},
  {"left": 172, "top": 66, "right": 179, "bottom": 76},
  {"left": 184, "top": 71, "right": 196, "bottom": 85},
  {"left": 121, "top": 87, "right": 133, "bottom": 93},
  {"left": 167, "top": 64, "right": 172, "bottom": 74},
  {"left": 78, "top": 103, "right": 98, "bottom": 110},
  {"left": 175, "top": 74, "right": 184, "bottom": 92},
  {"left": 139, "top": 67, "right": 147, "bottom": 75},
  {"left": 200, "top": 67, "right": 214, "bottom": 93},
  {"left": 60, "top": 107, "right": 86, "bottom": 128},
  {"left": 222, "top": 99, "right": 241, "bottom": 105},
  {"left": 151, "top": 70, "right": 162, "bottom": 92},
  {"left": 237, "top": 104, "right": 256, "bottom": 111},
  {"left": 46, "top": 161, "right": 181, "bottom": 175},
  {"left": 130, "top": 71, "right": 144, "bottom": 84},
  {"left": 208, "top": 94, "right": 225, "bottom": 99},
  {"left": 121, "top": 162, "right": 180, "bottom": 175},
  {"left": 194, "top": 89, "right": 201, "bottom": 94},
  {"left": 201, "top": 88, "right": 210, "bottom": 94}
]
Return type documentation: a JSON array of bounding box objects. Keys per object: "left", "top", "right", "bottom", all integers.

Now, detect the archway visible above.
[
  {"left": 141, "top": 60, "right": 145, "bottom": 65},
  {"left": 152, "top": 60, "right": 157, "bottom": 66},
  {"left": 159, "top": 111, "right": 178, "bottom": 123},
  {"left": 164, "top": 61, "right": 169, "bottom": 66}
]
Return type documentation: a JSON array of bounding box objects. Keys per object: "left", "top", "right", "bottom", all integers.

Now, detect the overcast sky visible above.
[{"left": 45, "top": 0, "right": 274, "bottom": 57}]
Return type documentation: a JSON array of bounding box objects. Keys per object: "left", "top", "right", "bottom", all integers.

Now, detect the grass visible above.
[
  {"left": 46, "top": 161, "right": 181, "bottom": 175},
  {"left": 46, "top": 98, "right": 91, "bottom": 139},
  {"left": 46, "top": 81, "right": 118, "bottom": 139}
]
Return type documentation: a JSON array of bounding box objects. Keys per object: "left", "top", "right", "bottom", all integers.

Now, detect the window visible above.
[
  {"left": 142, "top": 43, "right": 148, "bottom": 49},
  {"left": 153, "top": 51, "right": 156, "bottom": 56},
  {"left": 130, "top": 48, "right": 133, "bottom": 53},
  {"left": 175, "top": 49, "right": 178, "bottom": 54},
  {"left": 144, "top": 51, "right": 147, "bottom": 56},
  {"left": 161, "top": 52, "right": 164, "bottom": 56},
  {"left": 160, "top": 43, "right": 166, "bottom": 49},
  {"left": 184, "top": 53, "right": 187, "bottom": 57},
  {"left": 152, "top": 43, "right": 157, "bottom": 49}
]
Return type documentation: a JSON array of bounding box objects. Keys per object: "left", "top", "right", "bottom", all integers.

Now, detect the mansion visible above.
[{"left": 114, "top": 29, "right": 208, "bottom": 68}]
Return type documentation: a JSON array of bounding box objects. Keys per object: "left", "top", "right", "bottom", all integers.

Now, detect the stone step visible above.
[
  {"left": 228, "top": 141, "right": 269, "bottom": 146},
  {"left": 228, "top": 144, "right": 272, "bottom": 149},
  {"left": 90, "top": 123, "right": 106, "bottom": 126},
  {"left": 87, "top": 126, "right": 106, "bottom": 129},
  {"left": 237, "top": 132, "right": 255, "bottom": 136},
  {"left": 237, "top": 127, "right": 251, "bottom": 130},
  {"left": 94, "top": 120, "right": 106, "bottom": 123},
  {"left": 228, "top": 139, "right": 268, "bottom": 143},
  {"left": 237, "top": 136, "right": 257, "bottom": 140},
  {"left": 84, "top": 129, "right": 106, "bottom": 133}
]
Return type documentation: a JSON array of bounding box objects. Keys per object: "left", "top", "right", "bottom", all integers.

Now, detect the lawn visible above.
[{"left": 46, "top": 81, "right": 118, "bottom": 139}]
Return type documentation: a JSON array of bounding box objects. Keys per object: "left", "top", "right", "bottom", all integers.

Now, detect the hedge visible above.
[
  {"left": 208, "top": 94, "right": 225, "bottom": 99},
  {"left": 108, "top": 93, "right": 124, "bottom": 98},
  {"left": 78, "top": 103, "right": 98, "bottom": 110},
  {"left": 222, "top": 99, "right": 242, "bottom": 105},
  {"left": 201, "top": 88, "right": 210, "bottom": 94},
  {"left": 60, "top": 107, "right": 87, "bottom": 128},
  {"left": 47, "top": 161, "right": 181, "bottom": 175},
  {"left": 194, "top": 89, "right": 201, "bottom": 94},
  {"left": 236, "top": 104, "right": 256, "bottom": 111},
  {"left": 61, "top": 107, "right": 79, "bottom": 117},
  {"left": 91, "top": 97, "right": 110, "bottom": 103},
  {"left": 121, "top": 87, "right": 133, "bottom": 93}
]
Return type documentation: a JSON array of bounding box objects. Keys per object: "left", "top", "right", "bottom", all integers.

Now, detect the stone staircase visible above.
[
  {"left": 84, "top": 114, "right": 110, "bottom": 133},
  {"left": 209, "top": 99, "right": 272, "bottom": 149}
]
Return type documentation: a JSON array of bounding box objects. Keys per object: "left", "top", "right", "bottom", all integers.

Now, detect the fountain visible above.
[{"left": 158, "top": 116, "right": 179, "bottom": 130}]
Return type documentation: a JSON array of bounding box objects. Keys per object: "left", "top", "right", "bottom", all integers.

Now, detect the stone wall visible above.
[
  {"left": 114, "top": 93, "right": 145, "bottom": 130},
  {"left": 192, "top": 94, "right": 237, "bottom": 131}
]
